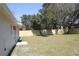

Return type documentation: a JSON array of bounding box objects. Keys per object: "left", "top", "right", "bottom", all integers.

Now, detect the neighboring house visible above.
[
  {"left": 73, "top": 19, "right": 79, "bottom": 28},
  {"left": 17, "top": 22, "right": 26, "bottom": 30},
  {"left": 0, "top": 4, "right": 19, "bottom": 55},
  {"left": 69, "top": 19, "right": 79, "bottom": 34}
]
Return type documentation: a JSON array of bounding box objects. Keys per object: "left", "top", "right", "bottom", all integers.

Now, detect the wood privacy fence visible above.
[
  {"left": 19, "top": 29, "right": 64, "bottom": 37},
  {"left": 19, "top": 28, "right": 79, "bottom": 37},
  {"left": 69, "top": 28, "right": 79, "bottom": 34}
]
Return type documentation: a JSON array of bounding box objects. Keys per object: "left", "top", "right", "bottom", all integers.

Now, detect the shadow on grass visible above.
[{"left": 8, "top": 44, "right": 16, "bottom": 56}]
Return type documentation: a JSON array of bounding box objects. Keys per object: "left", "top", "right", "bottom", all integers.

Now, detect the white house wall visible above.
[{"left": 0, "top": 17, "right": 18, "bottom": 56}]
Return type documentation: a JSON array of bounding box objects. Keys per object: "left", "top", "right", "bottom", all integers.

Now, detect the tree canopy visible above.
[{"left": 21, "top": 3, "right": 79, "bottom": 31}]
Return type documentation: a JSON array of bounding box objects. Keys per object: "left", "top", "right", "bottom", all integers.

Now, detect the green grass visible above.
[{"left": 11, "top": 34, "right": 79, "bottom": 56}]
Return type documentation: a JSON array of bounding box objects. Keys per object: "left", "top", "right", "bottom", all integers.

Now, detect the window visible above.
[{"left": 13, "top": 26, "right": 16, "bottom": 30}]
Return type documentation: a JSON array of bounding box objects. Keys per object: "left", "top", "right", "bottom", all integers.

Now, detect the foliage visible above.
[
  {"left": 21, "top": 3, "right": 79, "bottom": 33},
  {"left": 21, "top": 15, "right": 32, "bottom": 30}
]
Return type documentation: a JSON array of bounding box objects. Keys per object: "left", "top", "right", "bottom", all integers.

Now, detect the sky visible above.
[{"left": 7, "top": 3, "right": 43, "bottom": 22}]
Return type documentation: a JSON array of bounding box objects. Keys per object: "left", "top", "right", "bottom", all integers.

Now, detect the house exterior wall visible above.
[
  {"left": 0, "top": 4, "right": 19, "bottom": 55},
  {"left": 0, "top": 17, "right": 19, "bottom": 56}
]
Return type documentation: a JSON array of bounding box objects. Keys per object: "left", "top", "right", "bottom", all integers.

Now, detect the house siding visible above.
[
  {"left": 0, "top": 3, "right": 20, "bottom": 55},
  {"left": 0, "top": 17, "right": 19, "bottom": 55}
]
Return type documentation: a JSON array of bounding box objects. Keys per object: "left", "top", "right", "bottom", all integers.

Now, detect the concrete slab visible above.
[{"left": 16, "top": 41, "right": 28, "bottom": 45}]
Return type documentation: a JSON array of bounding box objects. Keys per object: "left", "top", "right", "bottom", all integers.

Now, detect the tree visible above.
[
  {"left": 21, "top": 3, "right": 79, "bottom": 34},
  {"left": 21, "top": 15, "right": 32, "bottom": 30},
  {"left": 62, "top": 3, "right": 79, "bottom": 33}
]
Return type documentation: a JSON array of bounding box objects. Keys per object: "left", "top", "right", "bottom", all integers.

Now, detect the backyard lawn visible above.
[{"left": 11, "top": 34, "right": 79, "bottom": 56}]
